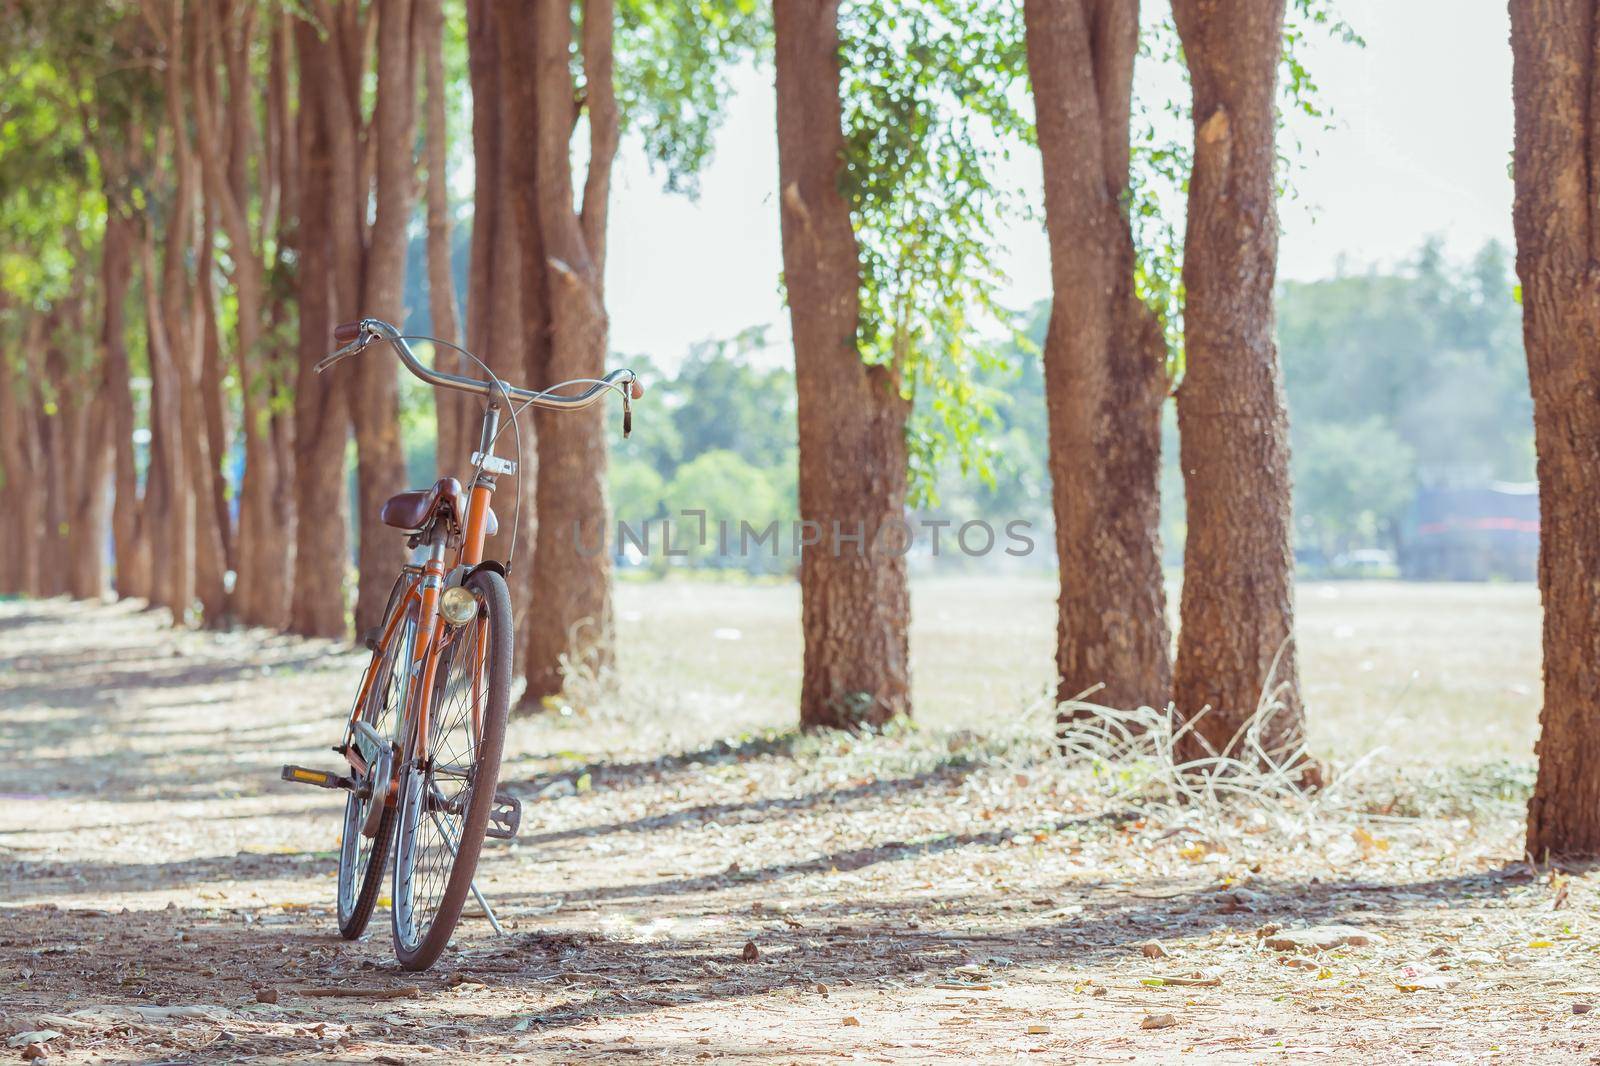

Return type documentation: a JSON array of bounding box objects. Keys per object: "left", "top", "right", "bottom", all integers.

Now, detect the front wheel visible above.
[
  {"left": 390, "top": 569, "right": 512, "bottom": 971},
  {"left": 336, "top": 595, "right": 416, "bottom": 939}
]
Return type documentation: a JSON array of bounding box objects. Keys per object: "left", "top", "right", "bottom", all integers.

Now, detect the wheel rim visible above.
[
  {"left": 337, "top": 611, "right": 415, "bottom": 924},
  {"left": 393, "top": 605, "right": 490, "bottom": 952}
]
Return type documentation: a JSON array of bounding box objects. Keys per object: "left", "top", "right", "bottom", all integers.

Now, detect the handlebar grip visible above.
[{"left": 333, "top": 321, "right": 363, "bottom": 345}]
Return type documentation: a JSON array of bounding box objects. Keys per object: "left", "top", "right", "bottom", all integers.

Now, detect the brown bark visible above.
[
  {"left": 14, "top": 320, "right": 53, "bottom": 597},
  {"left": 150, "top": 17, "right": 199, "bottom": 625},
  {"left": 775, "top": 0, "right": 912, "bottom": 729},
  {"left": 195, "top": 0, "right": 290, "bottom": 629},
  {"left": 424, "top": 0, "right": 468, "bottom": 477},
  {"left": 500, "top": 0, "right": 554, "bottom": 691},
  {"left": 37, "top": 337, "right": 72, "bottom": 599},
  {"left": 1512, "top": 0, "right": 1600, "bottom": 856},
  {"left": 517, "top": 0, "right": 619, "bottom": 704},
  {"left": 475, "top": 0, "right": 536, "bottom": 664},
  {"left": 1024, "top": 0, "right": 1172, "bottom": 718},
  {"left": 57, "top": 334, "right": 114, "bottom": 598},
  {"left": 142, "top": 208, "right": 194, "bottom": 622},
  {"left": 101, "top": 202, "right": 153, "bottom": 601},
  {"left": 0, "top": 296, "right": 34, "bottom": 597},
  {"left": 190, "top": 196, "right": 234, "bottom": 626},
  {"left": 350, "top": 0, "right": 417, "bottom": 637},
  {"left": 1169, "top": 0, "right": 1301, "bottom": 761},
  {"left": 288, "top": 18, "right": 354, "bottom": 640}
]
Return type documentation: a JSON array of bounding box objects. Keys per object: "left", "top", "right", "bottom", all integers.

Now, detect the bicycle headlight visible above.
[{"left": 440, "top": 585, "right": 479, "bottom": 627}]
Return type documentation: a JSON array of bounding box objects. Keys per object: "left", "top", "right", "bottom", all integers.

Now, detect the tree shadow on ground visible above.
[
  {"left": 510, "top": 762, "right": 978, "bottom": 847},
  {"left": 447, "top": 862, "right": 1533, "bottom": 1035}
]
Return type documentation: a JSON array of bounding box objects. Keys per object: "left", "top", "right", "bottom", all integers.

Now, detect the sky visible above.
[{"left": 601, "top": 0, "right": 1516, "bottom": 364}]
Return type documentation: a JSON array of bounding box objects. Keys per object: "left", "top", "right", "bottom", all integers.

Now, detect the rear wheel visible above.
[
  {"left": 390, "top": 569, "right": 512, "bottom": 971},
  {"left": 336, "top": 594, "right": 415, "bottom": 939}
]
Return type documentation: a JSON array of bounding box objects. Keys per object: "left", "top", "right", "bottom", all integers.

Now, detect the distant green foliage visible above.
[
  {"left": 615, "top": 0, "right": 769, "bottom": 194},
  {"left": 607, "top": 332, "right": 797, "bottom": 572},
  {"left": 1281, "top": 240, "right": 1530, "bottom": 557},
  {"left": 1294, "top": 418, "right": 1415, "bottom": 557},
  {"left": 837, "top": 0, "right": 1032, "bottom": 507}
]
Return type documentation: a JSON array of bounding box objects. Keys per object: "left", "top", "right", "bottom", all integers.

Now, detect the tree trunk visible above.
[
  {"left": 289, "top": 18, "right": 354, "bottom": 640},
  {"left": 53, "top": 334, "right": 112, "bottom": 601},
  {"left": 518, "top": 0, "right": 619, "bottom": 704},
  {"left": 481, "top": 0, "right": 536, "bottom": 663},
  {"left": 0, "top": 296, "right": 35, "bottom": 597},
  {"left": 101, "top": 205, "right": 152, "bottom": 601},
  {"left": 425, "top": 0, "right": 468, "bottom": 477},
  {"left": 1024, "top": 0, "right": 1172, "bottom": 718},
  {"left": 15, "top": 323, "right": 52, "bottom": 598},
  {"left": 190, "top": 197, "right": 234, "bottom": 626},
  {"left": 775, "top": 0, "right": 912, "bottom": 730},
  {"left": 351, "top": 0, "right": 417, "bottom": 637},
  {"left": 37, "top": 340, "right": 72, "bottom": 599},
  {"left": 195, "top": 0, "right": 290, "bottom": 629},
  {"left": 1511, "top": 0, "right": 1600, "bottom": 857},
  {"left": 500, "top": 0, "right": 554, "bottom": 695},
  {"left": 141, "top": 226, "right": 193, "bottom": 621},
  {"left": 1169, "top": 0, "right": 1301, "bottom": 762}
]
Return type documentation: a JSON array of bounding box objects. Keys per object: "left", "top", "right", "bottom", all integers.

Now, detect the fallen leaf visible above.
[
  {"left": 7, "top": 1031, "right": 61, "bottom": 1050},
  {"left": 1026, "top": 1024, "right": 1048, "bottom": 1035},
  {"left": 841, "top": 1016, "right": 860, "bottom": 1027},
  {"left": 1141, "top": 1013, "right": 1178, "bottom": 1030},
  {"left": 1353, "top": 826, "right": 1390, "bottom": 853}
]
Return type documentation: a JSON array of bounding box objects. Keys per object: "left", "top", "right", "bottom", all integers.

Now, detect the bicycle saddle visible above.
[{"left": 380, "top": 477, "right": 498, "bottom": 536}]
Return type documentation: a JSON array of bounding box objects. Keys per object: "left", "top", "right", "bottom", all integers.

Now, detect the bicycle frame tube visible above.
[
  {"left": 343, "top": 572, "right": 422, "bottom": 776},
  {"left": 456, "top": 403, "right": 500, "bottom": 570},
  {"left": 407, "top": 535, "right": 451, "bottom": 766}
]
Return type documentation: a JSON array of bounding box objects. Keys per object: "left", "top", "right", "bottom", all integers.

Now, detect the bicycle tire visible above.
[
  {"left": 335, "top": 588, "right": 415, "bottom": 939},
  {"left": 390, "top": 568, "right": 512, "bottom": 971}
]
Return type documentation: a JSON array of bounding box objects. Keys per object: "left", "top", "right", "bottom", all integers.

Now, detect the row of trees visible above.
[
  {"left": 2, "top": 0, "right": 1597, "bottom": 854},
  {"left": 0, "top": 0, "right": 757, "bottom": 705}
]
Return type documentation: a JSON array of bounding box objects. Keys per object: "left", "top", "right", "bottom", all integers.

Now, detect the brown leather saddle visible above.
[{"left": 379, "top": 477, "right": 498, "bottom": 536}]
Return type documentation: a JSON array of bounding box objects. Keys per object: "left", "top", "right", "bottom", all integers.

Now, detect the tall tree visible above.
[
  {"left": 350, "top": 0, "right": 417, "bottom": 636},
  {"left": 1168, "top": 0, "right": 1302, "bottom": 762},
  {"left": 468, "top": 0, "right": 537, "bottom": 660},
  {"left": 775, "top": 0, "right": 912, "bottom": 729},
  {"left": 192, "top": 0, "right": 294, "bottom": 628},
  {"left": 422, "top": 0, "right": 466, "bottom": 477},
  {"left": 101, "top": 165, "right": 153, "bottom": 602},
  {"left": 1511, "top": 0, "right": 1600, "bottom": 856},
  {"left": 288, "top": 15, "right": 354, "bottom": 639},
  {"left": 510, "top": 0, "right": 621, "bottom": 703},
  {"left": 1024, "top": 0, "right": 1171, "bottom": 715}
]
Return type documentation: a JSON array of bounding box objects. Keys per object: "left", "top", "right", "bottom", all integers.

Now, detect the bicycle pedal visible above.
[
  {"left": 281, "top": 765, "right": 353, "bottom": 791},
  {"left": 485, "top": 791, "right": 522, "bottom": 840}
]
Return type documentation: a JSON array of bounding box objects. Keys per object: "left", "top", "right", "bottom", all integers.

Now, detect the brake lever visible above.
[{"left": 315, "top": 336, "right": 366, "bottom": 374}]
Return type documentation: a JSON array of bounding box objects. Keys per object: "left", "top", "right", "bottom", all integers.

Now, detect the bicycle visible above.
[{"left": 281, "top": 317, "right": 641, "bottom": 971}]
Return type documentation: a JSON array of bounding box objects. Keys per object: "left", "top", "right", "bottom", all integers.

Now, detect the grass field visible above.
[{"left": 609, "top": 577, "right": 1542, "bottom": 766}]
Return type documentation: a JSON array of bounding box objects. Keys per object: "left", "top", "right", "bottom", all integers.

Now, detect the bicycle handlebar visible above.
[{"left": 318, "top": 318, "right": 645, "bottom": 414}]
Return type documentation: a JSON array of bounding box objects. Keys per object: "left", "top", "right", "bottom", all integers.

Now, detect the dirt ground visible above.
[{"left": 3, "top": 594, "right": 1596, "bottom": 1064}]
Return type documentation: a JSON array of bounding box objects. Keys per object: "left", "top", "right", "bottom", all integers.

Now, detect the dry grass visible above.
[{"left": 610, "top": 576, "right": 1542, "bottom": 765}]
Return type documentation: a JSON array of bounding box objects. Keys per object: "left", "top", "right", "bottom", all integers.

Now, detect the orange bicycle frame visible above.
[{"left": 343, "top": 401, "right": 505, "bottom": 781}]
